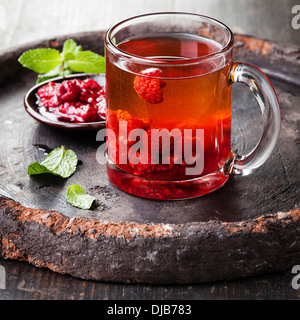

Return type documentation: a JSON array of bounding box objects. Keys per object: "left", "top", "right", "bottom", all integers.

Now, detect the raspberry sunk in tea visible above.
[{"left": 105, "top": 32, "right": 233, "bottom": 199}]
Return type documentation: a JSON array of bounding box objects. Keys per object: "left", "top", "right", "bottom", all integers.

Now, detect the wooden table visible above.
[
  {"left": 0, "top": 0, "right": 299, "bottom": 300},
  {"left": 0, "top": 258, "right": 299, "bottom": 300}
]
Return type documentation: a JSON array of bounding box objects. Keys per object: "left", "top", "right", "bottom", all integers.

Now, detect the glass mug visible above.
[{"left": 104, "top": 12, "right": 281, "bottom": 200}]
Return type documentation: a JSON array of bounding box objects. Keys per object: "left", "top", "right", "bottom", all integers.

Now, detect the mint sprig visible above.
[
  {"left": 36, "top": 64, "right": 73, "bottom": 84},
  {"left": 28, "top": 146, "right": 96, "bottom": 210},
  {"left": 28, "top": 146, "right": 78, "bottom": 178},
  {"left": 67, "top": 51, "right": 106, "bottom": 74},
  {"left": 18, "top": 49, "right": 62, "bottom": 73},
  {"left": 18, "top": 39, "right": 105, "bottom": 84},
  {"left": 62, "top": 39, "right": 78, "bottom": 58},
  {"left": 66, "top": 184, "right": 95, "bottom": 210}
]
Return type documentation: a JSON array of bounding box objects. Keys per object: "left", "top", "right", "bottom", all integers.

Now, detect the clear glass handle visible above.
[{"left": 230, "top": 62, "right": 281, "bottom": 175}]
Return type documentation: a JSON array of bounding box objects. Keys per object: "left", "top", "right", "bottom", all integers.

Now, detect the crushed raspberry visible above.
[
  {"left": 96, "top": 95, "right": 107, "bottom": 120},
  {"left": 107, "top": 109, "right": 151, "bottom": 133},
  {"left": 133, "top": 68, "right": 166, "bottom": 104},
  {"left": 74, "top": 104, "right": 99, "bottom": 123},
  {"left": 107, "top": 109, "right": 200, "bottom": 179},
  {"left": 36, "top": 78, "right": 106, "bottom": 123},
  {"left": 57, "top": 80, "right": 81, "bottom": 102},
  {"left": 82, "top": 78, "right": 102, "bottom": 91},
  {"left": 37, "top": 82, "right": 61, "bottom": 108},
  {"left": 37, "top": 81, "right": 57, "bottom": 99},
  {"left": 116, "top": 109, "right": 151, "bottom": 131},
  {"left": 58, "top": 102, "right": 75, "bottom": 115}
]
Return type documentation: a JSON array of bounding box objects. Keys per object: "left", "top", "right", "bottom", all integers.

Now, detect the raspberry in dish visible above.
[{"left": 36, "top": 78, "right": 106, "bottom": 123}]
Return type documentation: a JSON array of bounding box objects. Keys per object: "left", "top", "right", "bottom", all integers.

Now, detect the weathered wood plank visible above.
[
  {"left": 1, "top": 196, "right": 300, "bottom": 284},
  {"left": 1, "top": 258, "right": 299, "bottom": 300},
  {"left": 0, "top": 32, "right": 299, "bottom": 285}
]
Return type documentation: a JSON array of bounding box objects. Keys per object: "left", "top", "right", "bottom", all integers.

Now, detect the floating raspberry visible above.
[
  {"left": 139, "top": 68, "right": 166, "bottom": 82},
  {"left": 133, "top": 68, "right": 166, "bottom": 104}
]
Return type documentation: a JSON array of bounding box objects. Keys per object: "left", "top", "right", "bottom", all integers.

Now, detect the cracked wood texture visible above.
[{"left": 0, "top": 32, "right": 299, "bottom": 285}]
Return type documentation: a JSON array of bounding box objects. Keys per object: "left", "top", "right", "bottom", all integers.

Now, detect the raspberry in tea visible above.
[{"left": 106, "top": 32, "right": 232, "bottom": 199}]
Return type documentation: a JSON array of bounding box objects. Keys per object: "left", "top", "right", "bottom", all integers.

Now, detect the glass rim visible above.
[{"left": 105, "top": 12, "right": 234, "bottom": 66}]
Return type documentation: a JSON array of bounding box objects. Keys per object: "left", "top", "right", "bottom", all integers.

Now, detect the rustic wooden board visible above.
[{"left": 0, "top": 32, "right": 299, "bottom": 284}]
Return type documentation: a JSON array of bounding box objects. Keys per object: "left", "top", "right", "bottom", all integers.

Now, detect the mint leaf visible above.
[
  {"left": 36, "top": 64, "right": 73, "bottom": 83},
  {"left": 62, "top": 39, "right": 77, "bottom": 57},
  {"left": 28, "top": 162, "right": 51, "bottom": 175},
  {"left": 66, "top": 51, "right": 105, "bottom": 74},
  {"left": 28, "top": 146, "right": 78, "bottom": 178},
  {"left": 62, "top": 39, "right": 79, "bottom": 61},
  {"left": 18, "top": 39, "right": 105, "bottom": 83},
  {"left": 18, "top": 48, "right": 62, "bottom": 73},
  {"left": 36, "top": 65, "right": 62, "bottom": 83},
  {"left": 40, "top": 146, "right": 78, "bottom": 178},
  {"left": 75, "top": 45, "right": 83, "bottom": 54},
  {"left": 63, "top": 52, "right": 75, "bottom": 61},
  {"left": 66, "top": 184, "right": 95, "bottom": 210}
]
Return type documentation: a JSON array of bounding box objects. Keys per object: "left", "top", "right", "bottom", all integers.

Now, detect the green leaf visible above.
[
  {"left": 18, "top": 48, "right": 62, "bottom": 73},
  {"left": 36, "top": 64, "right": 74, "bottom": 84},
  {"left": 62, "top": 39, "right": 78, "bottom": 62},
  {"left": 27, "top": 162, "right": 51, "bottom": 175},
  {"left": 62, "top": 66, "right": 74, "bottom": 77},
  {"left": 66, "top": 184, "right": 95, "bottom": 210},
  {"left": 18, "top": 39, "right": 105, "bottom": 83},
  {"left": 63, "top": 52, "right": 75, "bottom": 61},
  {"left": 66, "top": 51, "right": 105, "bottom": 74},
  {"left": 28, "top": 146, "right": 78, "bottom": 178},
  {"left": 62, "top": 39, "right": 77, "bottom": 57},
  {"left": 75, "top": 45, "right": 83, "bottom": 54},
  {"left": 40, "top": 146, "right": 78, "bottom": 178},
  {"left": 36, "top": 64, "right": 62, "bottom": 83}
]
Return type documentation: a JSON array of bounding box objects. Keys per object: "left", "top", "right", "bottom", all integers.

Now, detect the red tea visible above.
[{"left": 105, "top": 33, "right": 232, "bottom": 199}]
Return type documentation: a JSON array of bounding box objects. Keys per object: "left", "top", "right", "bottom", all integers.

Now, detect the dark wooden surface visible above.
[
  {"left": 0, "top": 32, "right": 299, "bottom": 224},
  {"left": 0, "top": 32, "right": 299, "bottom": 299},
  {"left": 1, "top": 258, "right": 300, "bottom": 300}
]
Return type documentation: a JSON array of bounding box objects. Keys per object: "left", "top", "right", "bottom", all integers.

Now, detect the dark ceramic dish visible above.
[{"left": 24, "top": 73, "right": 106, "bottom": 131}]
